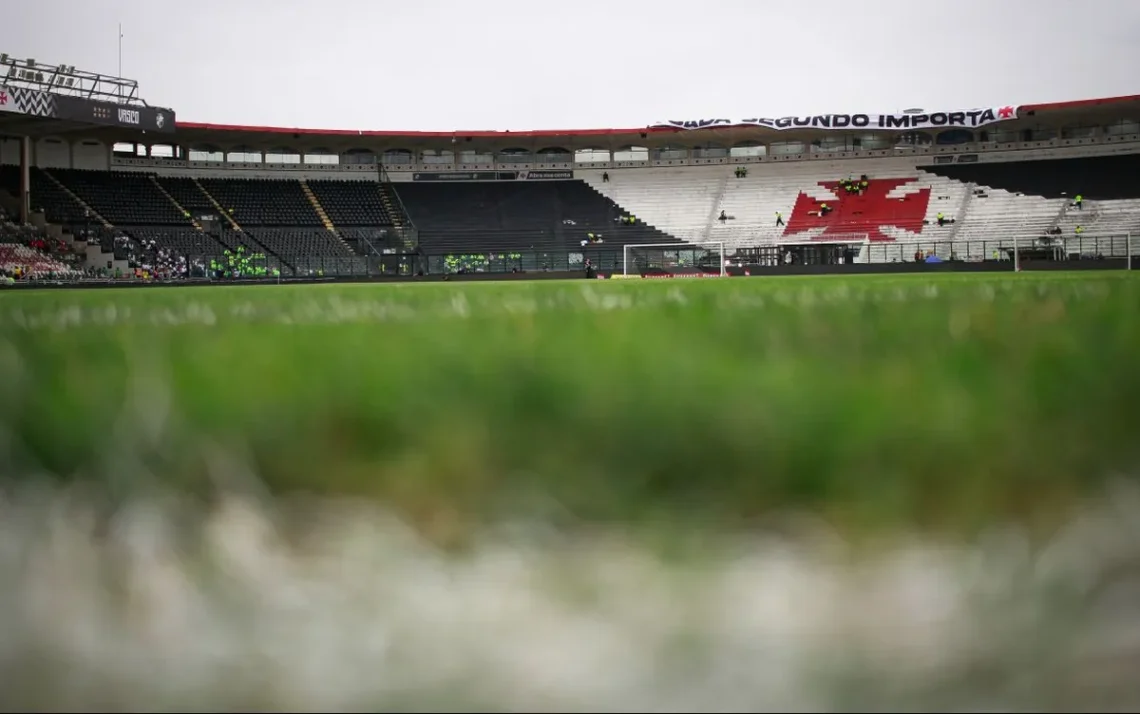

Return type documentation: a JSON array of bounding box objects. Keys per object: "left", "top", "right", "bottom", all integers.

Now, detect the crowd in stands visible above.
[
  {"left": 0, "top": 205, "right": 82, "bottom": 282},
  {"left": 130, "top": 234, "right": 205, "bottom": 280},
  {"left": 208, "top": 246, "right": 278, "bottom": 279}
]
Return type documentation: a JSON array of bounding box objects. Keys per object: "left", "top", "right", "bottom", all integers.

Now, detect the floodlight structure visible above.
[{"left": 0, "top": 53, "right": 143, "bottom": 105}]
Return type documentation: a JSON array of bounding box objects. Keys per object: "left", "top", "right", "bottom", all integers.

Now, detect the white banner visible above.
[
  {"left": 650, "top": 106, "right": 1018, "bottom": 132},
  {"left": 0, "top": 84, "right": 58, "bottom": 118}
]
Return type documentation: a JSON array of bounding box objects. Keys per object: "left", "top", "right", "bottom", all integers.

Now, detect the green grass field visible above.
[
  {"left": 3, "top": 271, "right": 1140, "bottom": 710},
  {"left": 3, "top": 271, "right": 1138, "bottom": 541}
]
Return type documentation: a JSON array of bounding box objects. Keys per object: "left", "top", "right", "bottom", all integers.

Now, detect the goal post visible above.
[{"left": 622, "top": 241, "right": 727, "bottom": 277}]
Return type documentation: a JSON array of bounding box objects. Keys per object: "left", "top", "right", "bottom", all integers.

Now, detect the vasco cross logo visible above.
[
  {"left": 783, "top": 178, "right": 931, "bottom": 242},
  {"left": 0, "top": 92, "right": 7, "bottom": 106},
  {"left": 155, "top": 112, "right": 165, "bottom": 129}
]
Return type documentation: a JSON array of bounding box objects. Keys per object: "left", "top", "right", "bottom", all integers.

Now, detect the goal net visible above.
[{"left": 622, "top": 241, "right": 727, "bottom": 277}]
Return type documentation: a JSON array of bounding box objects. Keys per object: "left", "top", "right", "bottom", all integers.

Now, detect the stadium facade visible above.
[{"left": 1, "top": 55, "right": 1138, "bottom": 282}]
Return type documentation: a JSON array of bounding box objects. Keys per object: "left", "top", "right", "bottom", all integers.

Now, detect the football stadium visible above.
[{"left": 2, "top": 25, "right": 1140, "bottom": 712}]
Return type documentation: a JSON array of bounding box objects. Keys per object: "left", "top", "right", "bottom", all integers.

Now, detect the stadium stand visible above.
[
  {"left": 922, "top": 154, "right": 1140, "bottom": 242},
  {"left": 578, "top": 154, "right": 1140, "bottom": 262},
  {"left": 197, "top": 177, "right": 323, "bottom": 227},
  {"left": 306, "top": 180, "right": 394, "bottom": 227},
  {"left": 156, "top": 176, "right": 221, "bottom": 217},
  {"left": 0, "top": 243, "right": 79, "bottom": 279},
  {"left": 4, "top": 150, "right": 1140, "bottom": 278},
  {"left": 0, "top": 166, "right": 91, "bottom": 225},
  {"left": 0, "top": 203, "right": 80, "bottom": 279},
  {"left": 48, "top": 169, "right": 186, "bottom": 226},
  {"left": 581, "top": 160, "right": 962, "bottom": 248},
  {"left": 394, "top": 180, "right": 677, "bottom": 257}
]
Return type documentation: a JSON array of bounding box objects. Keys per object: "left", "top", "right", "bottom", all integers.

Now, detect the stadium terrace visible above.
[{"left": 0, "top": 55, "right": 1138, "bottom": 284}]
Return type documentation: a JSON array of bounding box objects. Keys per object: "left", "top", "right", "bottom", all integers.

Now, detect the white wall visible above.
[
  {"left": 34, "top": 138, "right": 69, "bottom": 168},
  {"left": 72, "top": 141, "right": 109, "bottom": 170}
]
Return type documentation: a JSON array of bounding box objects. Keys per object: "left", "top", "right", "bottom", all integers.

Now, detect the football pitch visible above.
[
  {"left": 2, "top": 270, "right": 1139, "bottom": 537},
  {"left": 2, "top": 271, "right": 1140, "bottom": 710}
]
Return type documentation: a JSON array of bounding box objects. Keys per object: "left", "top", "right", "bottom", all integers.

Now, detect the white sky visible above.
[{"left": 2, "top": 0, "right": 1139, "bottom": 132}]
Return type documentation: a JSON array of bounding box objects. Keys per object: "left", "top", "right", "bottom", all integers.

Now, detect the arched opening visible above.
[
  {"left": 226, "top": 147, "right": 262, "bottom": 163},
  {"left": 1104, "top": 119, "right": 1140, "bottom": 136},
  {"left": 421, "top": 149, "right": 454, "bottom": 165},
  {"left": 613, "top": 145, "right": 649, "bottom": 162},
  {"left": 768, "top": 141, "right": 805, "bottom": 157},
  {"left": 497, "top": 147, "right": 532, "bottom": 163},
  {"left": 935, "top": 129, "right": 973, "bottom": 145},
  {"left": 574, "top": 148, "right": 610, "bottom": 163},
  {"left": 342, "top": 148, "right": 377, "bottom": 165},
  {"left": 381, "top": 148, "right": 414, "bottom": 164},
  {"left": 536, "top": 146, "right": 572, "bottom": 162},
  {"left": 653, "top": 144, "right": 689, "bottom": 160},
  {"left": 304, "top": 148, "right": 339, "bottom": 165},
  {"left": 729, "top": 141, "right": 765, "bottom": 158},
  {"left": 265, "top": 146, "right": 302, "bottom": 164},
  {"left": 691, "top": 143, "right": 728, "bottom": 159},
  {"left": 894, "top": 132, "right": 933, "bottom": 148},
  {"left": 458, "top": 147, "right": 493, "bottom": 163},
  {"left": 188, "top": 145, "right": 224, "bottom": 162}
]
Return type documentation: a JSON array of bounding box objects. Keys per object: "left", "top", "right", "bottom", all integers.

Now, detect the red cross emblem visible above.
[{"left": 998, "top": 106, "right": 1015, "bottom": 119}]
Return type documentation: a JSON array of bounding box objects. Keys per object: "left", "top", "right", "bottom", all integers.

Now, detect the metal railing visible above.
[{"left": 3, "top": 233, "right": 1135, "bottom": 286}]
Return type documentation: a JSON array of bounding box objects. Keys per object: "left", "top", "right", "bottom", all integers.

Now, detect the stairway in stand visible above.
[
  {"left": 150, "top": 175, "right": 203, "bottom": 230},
  {"left": 41, "top": 170, "right": 113, "bottom": 229},
  {"left": 299, "top": 179, "right": 354, "bottom": 253},
  {"left": 191, "top": 178, "right": 292, "bottom": 271},
  {"left": 192, "top": 177, "right": 242, "bottom": 231},
  {"left": 379, "top": 183, "right": 419, "bottom": 251}
]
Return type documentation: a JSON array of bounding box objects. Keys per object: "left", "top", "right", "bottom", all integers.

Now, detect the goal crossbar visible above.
[{"left": 622, "top": 241, "right": 727, "bottom": 277}]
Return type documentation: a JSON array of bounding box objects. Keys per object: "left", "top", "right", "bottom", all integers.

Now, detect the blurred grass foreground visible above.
[{"left": 2, "top": 272, "right": 1140, "bottom": 711}]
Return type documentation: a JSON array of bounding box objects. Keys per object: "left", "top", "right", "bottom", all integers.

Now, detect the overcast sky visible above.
[{"left": 2, "top": 0, "right": 1139, "bottom": 132}]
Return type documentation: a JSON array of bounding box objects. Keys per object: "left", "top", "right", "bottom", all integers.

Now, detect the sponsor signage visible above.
[
  {"left": 639, "top": 273, "right": 729, "bottom": 279},
  {"left": 412, "top": 170, "right": 575, "bottom": 182},
  {"left": 55, "top": 95, "right": 175, "bottom": 133},
  {"left": 651, "top": 106, "right": 1018, "bottom": 132},
  {"left": 412, "top": 171, "right": 517, "bottom": 181},
  {"left": 518, "top": 170, "right": 573, "bottom": 180}
]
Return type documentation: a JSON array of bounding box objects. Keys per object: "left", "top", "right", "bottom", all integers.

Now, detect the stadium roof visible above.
[{"left": 173, "top": 94, "right": 1140, "bottom": 143}]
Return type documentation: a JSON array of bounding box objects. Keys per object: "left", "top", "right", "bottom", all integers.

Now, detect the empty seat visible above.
[
  {"left": 0, "top": 166, "right": 91, "bottom": 225},
  {"left": 307, "top": 180, "right": 393, "bottom": 226},
  {"left": 246, "top": 228, "right": 353, "bottom": 259},
  {"left": 50, "top": 169, "right": 188, "bottom": 226},
  {"left": 198, "top": 178, "right": 322, "bottom": 227},
  {"left": 393, "top": 180, "right": 677, "bottom": 255}
]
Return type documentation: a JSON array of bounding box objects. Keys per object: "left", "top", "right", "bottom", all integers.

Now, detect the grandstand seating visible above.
[
  {"left": 157, "top": 176, "right": 221, "bottom": 217},
  {"left": 922, "top": 154, "right": 1140, "bottom": 250},
  {"left": 245, "top": 228, "right": 354, "bottom": 258},
  {"left": 49, "top": 169, "right": 188, "bottom": 226},
  {"left": 580, "top": 155, "right": 1140, "bottom": 262},
  {"left": 127, "top": 227, "right": 227, "bottom": 258},
  {"left": 339, "top": 227, "right": 406, "bottom": 255},
  {"left": 198, "top": 178, "right": 323, "bottom": 227},
  {"left": 3, "top": 152, "right": 1139, "bottom": 271},
  {"left": 307, "top": 180, "right": 394, "bottom": 227},
  {"left": 0, "top": 166, "right": 90, "bottom": 225},
  {"left": 0, "top": 243, "right": 78, "bottom": 278},
  {"left": 393, "top": 180, "right": 676, "bottom": 254},
  {"left": 924, "top": 155, "right": 1140, "bottom": 200},
  {"left": 580, "top": 160, "right": 964, "bottom": 250}
]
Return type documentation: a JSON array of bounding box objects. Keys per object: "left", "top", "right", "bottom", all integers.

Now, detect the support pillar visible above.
[{"left": 19, "top": 135, "right": 31, "bottom": 225}]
